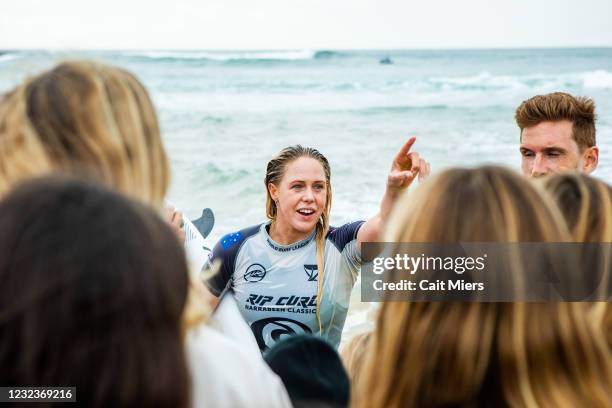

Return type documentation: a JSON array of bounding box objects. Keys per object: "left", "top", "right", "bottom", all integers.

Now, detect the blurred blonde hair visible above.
[
  {"left": 0, "top": 60, "right": 169, "bottom": 208},
  {"left": 340, "top": 331, "right": 371, "bottom": 385},
  {"left": 543, "top": 173, "right": 612, "bottom": 346},
  {"left": 354, "top": 166, "right": 612, "bottom": 408},
  {"left": 0, "top": 61, "right": 208, "bottom": 328}
]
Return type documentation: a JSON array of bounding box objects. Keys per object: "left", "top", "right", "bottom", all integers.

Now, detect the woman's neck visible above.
[{"left": 269, "top": 221, "right": 313, "bottom": 245}]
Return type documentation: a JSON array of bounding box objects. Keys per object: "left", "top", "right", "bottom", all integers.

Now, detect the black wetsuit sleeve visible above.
[
  {"left": 327, "top": 220, "right": 365, "bottom": 252},
  {"left": 205, "top": 239, "right": 235, "bottom": 297}
]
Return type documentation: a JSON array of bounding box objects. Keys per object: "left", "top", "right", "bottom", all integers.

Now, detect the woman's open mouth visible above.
[{"left": 296, "top": 208, "right": 317, "bottom": 220}]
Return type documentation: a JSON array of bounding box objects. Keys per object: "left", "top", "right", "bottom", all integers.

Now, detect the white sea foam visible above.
[
  {"left": 582, "top": 70, "right": 612, "bottom": 90},
  {"left": 123, "top": 49, "right": 316, "bottom": 61},
  {"left": 430, "top": 71, "right": 554, "bottom": 92},
  {"left": 0, "top": 54, "right": 19, "bottom": 63},
  {"left": 429, "top": 70, "right": 612, "bottom": 94}
]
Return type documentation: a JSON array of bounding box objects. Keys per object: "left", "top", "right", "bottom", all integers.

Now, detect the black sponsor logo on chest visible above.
[{"left": 246, "top": 294, "right": 317, "bottom": 307}]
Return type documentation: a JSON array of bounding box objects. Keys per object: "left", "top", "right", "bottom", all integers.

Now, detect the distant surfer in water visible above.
[{"left": 205, "top": 138, "right": 430, "bottom": 350}]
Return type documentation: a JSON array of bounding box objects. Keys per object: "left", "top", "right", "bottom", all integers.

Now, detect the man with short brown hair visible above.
[{"left": 515, "top": 92, "right": 598, "bottom": 178}]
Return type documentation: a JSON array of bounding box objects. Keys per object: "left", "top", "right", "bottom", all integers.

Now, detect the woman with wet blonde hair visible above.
[
  {"left": 354, "top": 166, "right": 612, "bottom": 408},
  {"left": 543, "top": 173, "right": 612, "bottom": 345},
  {"left": 0, "top": 60, "right": 169, "bottom": 207},
  {"left": 206, "top": 138, "right": 430, "bottom": 350}
]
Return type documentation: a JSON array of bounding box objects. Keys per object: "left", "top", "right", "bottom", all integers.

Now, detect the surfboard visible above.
[{"left": 182, "top": 208, "right": 215, "bottom": 277}]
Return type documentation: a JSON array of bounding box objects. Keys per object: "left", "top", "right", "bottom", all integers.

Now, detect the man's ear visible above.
[
  {"left": 582, "top": 146, "right": 599, "bottom": 174},
  {"left": 268, "top": 183, "right": 279, "bottom": 201}
]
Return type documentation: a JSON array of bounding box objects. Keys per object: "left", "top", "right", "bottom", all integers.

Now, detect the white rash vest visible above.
[{"left": 206, "top": 221, "right": 363, "bottom": 350}]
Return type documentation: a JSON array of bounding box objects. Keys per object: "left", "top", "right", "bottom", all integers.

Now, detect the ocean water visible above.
[{"left": 1, "top": 48, "right": 612, "bottom": 247}]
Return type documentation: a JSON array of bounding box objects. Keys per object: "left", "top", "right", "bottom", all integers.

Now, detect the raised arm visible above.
[{"left": 357, "top": 137, "right": 430, "bottom": 245}]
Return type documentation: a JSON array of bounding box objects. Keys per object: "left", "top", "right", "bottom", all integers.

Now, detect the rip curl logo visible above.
[
  {"left": 244, "top": 263, "right": 267, "bottom": 282},
  {"left": 251, "top": 317, "right": 312, "bottom": 350},
  {"left": 304, "top": 264, "right": 318, "bottom": 281}
]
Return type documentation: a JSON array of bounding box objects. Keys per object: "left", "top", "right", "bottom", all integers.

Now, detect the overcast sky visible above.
[{"left": 1, "top": 0, "right": 611, "bottom": 50}]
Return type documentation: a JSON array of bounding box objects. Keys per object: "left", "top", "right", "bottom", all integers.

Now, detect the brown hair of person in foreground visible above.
[
  {"left": 353, "top": 166, "right": 612, "bottom": 408},
  {"left": 0, "top": 60, "right": 170, "bottom": 207},
  {"left": 543, "top": 173, "right": 612, "bottom": 347},
  {"left": 543, "top": 173, "right": 612, "bottom": 243},
  {"left": 0, "top": 177, "right": 191, "bottom": 408}
]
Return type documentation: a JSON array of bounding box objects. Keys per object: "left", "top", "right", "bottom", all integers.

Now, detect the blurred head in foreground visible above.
[
  {"left": 0, "top": 60, "right": 170, "bottom": 207},
  {"left": 0, "top": 177, "right": 190, "bottom": 408},
  {"left": 0, "top": 60, "right": 208, "bottom": 326},
  {"left": 516, "top": 92, "right": 598, "bottom": 178},
  {"left": 543, "top": 173, "right": 612, "bottom": 243},
  {"left": 264, "top": 334, "right": 350, "bottom": 408},
  {"left": 543, "top": 172, "right": 612, "bottom": 345},
  {"left": 354, "top": 166, "right": 612, "bottom": 408}
]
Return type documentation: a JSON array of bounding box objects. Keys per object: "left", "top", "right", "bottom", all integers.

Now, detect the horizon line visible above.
[{"left": 2, "top": 45, "right": 612, "bottom": 53}]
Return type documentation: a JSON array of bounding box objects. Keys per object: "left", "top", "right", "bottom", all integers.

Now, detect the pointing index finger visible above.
[{"left": 396, "top": 136, "right": 416, "bottom": 159}]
